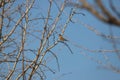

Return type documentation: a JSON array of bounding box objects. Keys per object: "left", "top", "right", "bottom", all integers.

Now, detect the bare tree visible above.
[
  {"left": 0, "top": 0, "right": 120, "bottom": 80},
  {"left": 66, "top": 0, "right": 120, "bottom": 27},
  {"left": 0, "top": 0, "right": 74, "bottom": 80}
]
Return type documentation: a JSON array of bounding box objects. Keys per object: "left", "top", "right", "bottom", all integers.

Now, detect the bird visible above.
[{"left": 59, "top": 34, "right": 68, "bottom": 41}]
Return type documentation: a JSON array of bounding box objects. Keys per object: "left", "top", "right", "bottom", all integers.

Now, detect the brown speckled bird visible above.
[{"left": 59, "top": 34, "right": 68, "bottom": 41}]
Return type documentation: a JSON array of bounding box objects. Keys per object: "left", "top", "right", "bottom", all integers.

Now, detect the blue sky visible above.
[
  {"left": 39, "top": 0, "right": 120, "bottom": 80},
  {"left": 10, "top": 0, "right": 120, "bottom": 80}
]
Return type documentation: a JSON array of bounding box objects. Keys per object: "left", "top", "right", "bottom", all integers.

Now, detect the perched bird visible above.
[{"left": 59, "top": 34, "right": 68, "bottom": 41}]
